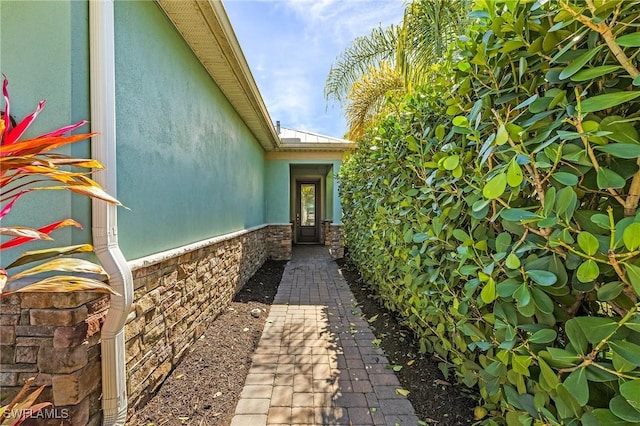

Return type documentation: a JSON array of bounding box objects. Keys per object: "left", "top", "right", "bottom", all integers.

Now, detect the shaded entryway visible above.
[{"left": 230, "top": 246, "right": 419, "bottom": 425}]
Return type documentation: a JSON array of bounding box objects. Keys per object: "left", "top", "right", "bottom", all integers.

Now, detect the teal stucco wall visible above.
[
  {"left": 265, "top": 160, "right": 344, "bottom": 225},
  {"left": 114, "top": 1, "right": 266, "bottom": 260},
  {"left": 0, "top": 1, "right": 91, "bottom": 265},
  {"left": 264, "top": 161, "right": 291, "bottom": 224}
]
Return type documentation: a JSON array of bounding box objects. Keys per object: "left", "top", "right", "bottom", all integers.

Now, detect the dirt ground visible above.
[
  {"left": 134, "top": 253, "right": 476, "bottom": 425},
  {"left": 132, "top": 260, "right": 287, "bottom": 426}
]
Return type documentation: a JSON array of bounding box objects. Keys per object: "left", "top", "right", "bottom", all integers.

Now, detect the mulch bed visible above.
[
  {"left": 132, "top": 260, "right": 287, "bottom": 426},
  {"left": 134, "top": 252, "right": 476, "bottom": 425}
]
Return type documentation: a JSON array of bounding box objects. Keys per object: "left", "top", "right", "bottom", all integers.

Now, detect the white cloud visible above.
[{"left": 224, "top": 0, "right": 404, "bottom": 137}]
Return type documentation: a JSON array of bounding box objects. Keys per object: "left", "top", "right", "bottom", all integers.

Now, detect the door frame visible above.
[{"left": 294, "top": 178, "right": 321, "bottom": 244}]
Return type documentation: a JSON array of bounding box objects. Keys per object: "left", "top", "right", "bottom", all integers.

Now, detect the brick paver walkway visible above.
[{"left": 230, "top": 246, "right": 419, "bottom": 426}]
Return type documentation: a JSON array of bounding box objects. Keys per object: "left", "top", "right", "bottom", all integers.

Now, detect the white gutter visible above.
[{"left": 89, "top": 1, "right": 134, "bottom": 425}]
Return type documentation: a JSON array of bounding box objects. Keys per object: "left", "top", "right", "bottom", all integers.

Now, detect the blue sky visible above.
[{"left": 223, "top": 0, "right": 405, "bottom": 139}]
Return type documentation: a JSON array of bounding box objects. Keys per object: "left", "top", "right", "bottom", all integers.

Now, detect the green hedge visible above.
[{"left": 339, "top": 1, "right": 640, "bottom": 424}]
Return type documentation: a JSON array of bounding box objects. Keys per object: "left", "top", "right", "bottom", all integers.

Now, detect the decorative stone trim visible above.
[
  {"left": 124, "top": 224, "right": 291, "bottom": 415},
  {"left": 266, "top": 224, "right": 292, "bottom": 261},
  {"left": 324, "top": 223, "right": 344, "bottom": 260},
  {"left": 0, "top": 224, "right": 293, "bottom": 424},
  {"left": 0, "top": 292, "right": 109, "bottom": 425}
]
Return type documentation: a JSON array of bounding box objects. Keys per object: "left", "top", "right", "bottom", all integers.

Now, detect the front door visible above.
[{"left": 296, "top": 181, "right": 319, "bottom": 243}]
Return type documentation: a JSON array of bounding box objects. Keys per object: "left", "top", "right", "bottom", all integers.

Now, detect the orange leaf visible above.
[{"left": 0, "top": 133, "right": 95, "bottom": 158}]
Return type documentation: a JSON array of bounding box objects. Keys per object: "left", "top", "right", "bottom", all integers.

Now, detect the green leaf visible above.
[
  {"left": 577, "top": 231, "right": 599, "bottom": 256},
  {"left": 620, "top": 380, "right": 640, "bottom": 410},
  {"left": 413, "top": 233, "right": 428, "bottom": 243},
  {"left": 564, "top": 367, "right": 589, "bottom": 406},
  {"left": 538, "top": 358, "right": 559, "bottom": 391},
  {"left": 512, "top": 355, "right": 531, "bottom": 376},
  {"left": 600, "top": 116, "right": 639, "bottom": 143},
  {"left": 594, "top": 143, "right": 640, "bottom": 159},
  {"left": 597, "top": 167, "right": 626, "bottom": 189},
  {"left": 552, "top": 172, "right": 579, "bottom": 186},
  {"left": 495, "top": 232, "right": 512, "bottom": 252},
  {"left": 505, "top": 253, "right": 521, "bottom": 269},
  {"left": 581, "top": 91, "right": 640, "bottom": 113},
  {"left": 623, "top": 223, "right": 640, "bottom": 250},
  {"left": 571, "top": 65, "right": 622, "bottom": 82},
  {"left": 514, "top": 283, "right": 531, "bottom": 307},
  {"left": 616, "top": 32, "right": 640, "bottom": 47},
  {"left": 529, "top": 328, "right": 557, "bottom": 344},
  {"left": 593, "top": 408, "right": 635, "bottom": 425},
  {"left": 610, "top": 395, "right": 640, "bottom": 423},
  {"left": 496, "top": 124, "right": 509, "bottom": 145},
  {"left": 443, "top": 155, "right": 460, "bottom": 171},
  {"left": 577, "top": 259, "right": 599, "bottom": 283},
  {"left": 500, "top": 208, "right": 540, "bottom": 221},
  {"left": 565, "top": 319, "right": 588, "bottom": 355},
  {"left": 435, "top": 124, "right": 445, "bottom": 141},
  {"left": 480, "top": 279, "right": 497, "bottom": 304},
  {"left": 483, "top": 172, "right": 507, "bottom": 200},
  {"left": 526, "top": 270, "right": 557, "bottom": 286},
  {"left": 609, "top": 341, "right": 640, "bottom": 367},
  {"left": 395, "top": 388, "right": 410, "bottom": 397},
  {"left": 624, "top": 262, "right": 640, "bottom": 297},
  {"left": 556, "top": 187, "right": 578, "bottom": 220},
  {"left": 597, "top": 281, "right": 624, "bottom": 301},
  {"left": 531, "top": 287, "right": 555, "bottom": 314},
  {"left": 547, "top": 347, "right": 581, "bottom": 366},
  {"left": 559, "top": 45, "right": 604, "bottom": 80},
  {"left": 452, "top": 116, "right": 469, "bottom": 127},
  {"left": 507, "top": 160, "right": 523, "bottom": 187},
  {"left": 575, "top": 317, "right": 617, "bottom": 344}
]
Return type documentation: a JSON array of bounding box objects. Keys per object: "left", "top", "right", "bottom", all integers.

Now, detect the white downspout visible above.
[{"left": 89, "top": 1, "right": 134, "bottom": 425}]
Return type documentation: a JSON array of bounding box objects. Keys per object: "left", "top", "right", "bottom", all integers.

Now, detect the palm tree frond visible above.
[
  {"left": 345, "top": 63, "right": 404, "bottom": 140},
  {"left": 325, "top": 25, "right": 401, "bottom": 105}
]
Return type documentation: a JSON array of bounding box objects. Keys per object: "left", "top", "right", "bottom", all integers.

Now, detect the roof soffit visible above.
[{"left": 155, "top": 0, "right": 281, "bottom": 151}]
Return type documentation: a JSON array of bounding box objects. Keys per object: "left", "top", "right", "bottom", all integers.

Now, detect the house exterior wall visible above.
[
  {"left": 264, "top": 160, "right": 291, "bottom": 224},
  {"left": 1, "top": 1, "right": 348, "bottom": 423},
  {"left": 265, "top": 158, "right": 344, "bottom": 225},
  {"left": 113, "top": 1, "right": 266, "bottom": 261},
  {"left": 0, "top": 1, "right": 282, "bottom": 423},
  {"left": 0, "top": 0, "right": 92, "bottom": 267}
]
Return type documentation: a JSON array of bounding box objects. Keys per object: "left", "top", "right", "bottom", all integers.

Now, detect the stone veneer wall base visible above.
[
  {"left": 0, "top": 224, "right": 292, "bottom": 425},
  {"left": 324, "top": 223, "right": 344, "bottom": 260},
  {"left": 124, "top": 224, "right": 291, "bottom": 415}
]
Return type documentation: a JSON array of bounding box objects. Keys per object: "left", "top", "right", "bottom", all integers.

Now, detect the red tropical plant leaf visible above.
[
  {"left": 0, "top": 191, "right": 25, "bottom": 221},
  {"left": 37, "top": 120, "right": 88, "bottom": 138},
  {"left": 0, "top": 219, "right": 82, "bottom": 250},
  {"left": 3, "top": 100, "right": 45, "bottom": 145},
  {"left": 1, "top": 75, "right": 11, "bottom": 142}
]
